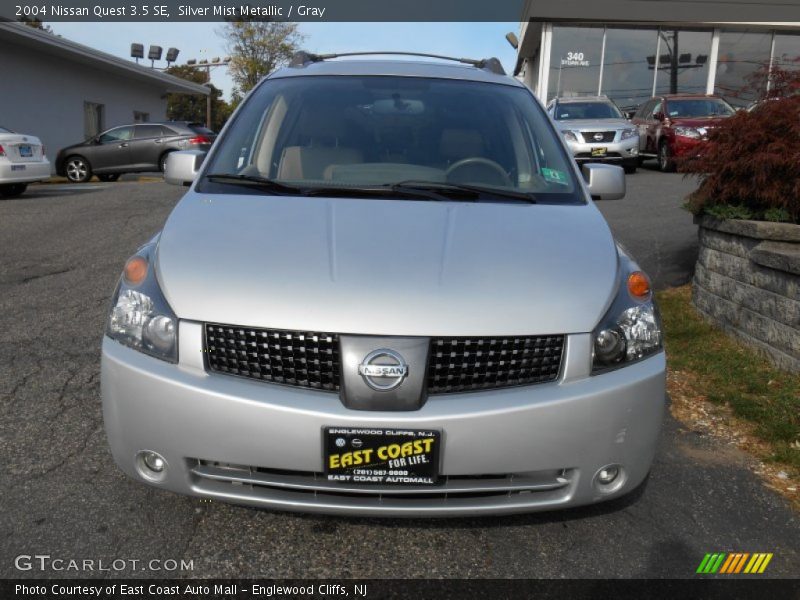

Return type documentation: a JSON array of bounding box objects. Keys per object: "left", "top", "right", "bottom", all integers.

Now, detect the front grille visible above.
[
  {"left": 427, "top": 335, "right": 564, "bottom": 394},
  {"left": 581, "top": 131, "right": 617, "bottom": 143},
  {"left": 204, "top": 324, "right": 340, "bottom": 391},
  {"left": 204, "top": 325, "right": 565, "bottom": 395}
]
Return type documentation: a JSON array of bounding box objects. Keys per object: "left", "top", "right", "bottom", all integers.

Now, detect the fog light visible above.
[
  {"left": 143, "top": 452, "right": 165, "bottom": 472},
  {"left": 136, "top": 450, "right": 167, "bottom": 482},
  {"left": 597, "top": 465, "right": 619, "bottom": 484},
  {"left": 594, "top": 464, "right": 626, "bottom": 494}
]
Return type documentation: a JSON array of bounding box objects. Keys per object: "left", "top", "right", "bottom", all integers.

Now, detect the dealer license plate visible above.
[
  {"left": 591, "top": 147, "right": 608, "bottom": 157},
  {"left": 18, "top": 145, "right": 33, "bottom": 158},
  {"left": 324, "top": 427, "right": 440, "bottom": 485}
]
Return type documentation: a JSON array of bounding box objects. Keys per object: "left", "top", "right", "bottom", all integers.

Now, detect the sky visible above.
[{"left": 51, "top": 22, "right": 520, "bottom": 101}]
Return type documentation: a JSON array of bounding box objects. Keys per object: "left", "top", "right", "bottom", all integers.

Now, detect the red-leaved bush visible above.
[{"left": 680, "top": 65, "right": 800, "bottom": 223}]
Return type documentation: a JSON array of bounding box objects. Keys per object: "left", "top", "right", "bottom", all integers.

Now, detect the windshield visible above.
[
  {"left": 554, "top": 102, "right": 623, "bottom": 120},
  {"left": 200, "top": 75, "right": 581, "bottom": 202},
  {"left": 667, "top": 98, "right": 734, "bottom": 118}
]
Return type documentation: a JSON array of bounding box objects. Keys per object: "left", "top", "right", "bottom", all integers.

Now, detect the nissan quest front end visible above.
[{"left": 101, "top": 53, "right": 666, "bottom": 517}]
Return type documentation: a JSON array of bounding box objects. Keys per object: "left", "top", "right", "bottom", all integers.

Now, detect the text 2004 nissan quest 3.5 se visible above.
[{"left": 101, "top": 52, "right": 665, "bottom": 517}]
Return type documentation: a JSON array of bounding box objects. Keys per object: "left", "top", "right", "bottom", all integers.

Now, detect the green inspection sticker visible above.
[{"left": 542, "top": 168, "right": 569, "bottom": 185}]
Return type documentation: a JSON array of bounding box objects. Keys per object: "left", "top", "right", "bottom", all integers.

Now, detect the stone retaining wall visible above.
[{"left": 692, "top": 216, "right": 800, "bottom": 373}]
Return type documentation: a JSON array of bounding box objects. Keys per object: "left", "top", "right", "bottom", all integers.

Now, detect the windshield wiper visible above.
[
  {"left": 205, "top": 174, "right": 536, "bottom": 203},
  {"left": 205, "top": 173, "right": 305, "bottom": 195},
  {"left": 207, "top": 176, "right": 451, "bottom": 201},
  {"left": 390, "top": 181, "right": 537, "bottom": 203},
  {"left": 300, "top": 185, "right": 452, "bottom": 202}
]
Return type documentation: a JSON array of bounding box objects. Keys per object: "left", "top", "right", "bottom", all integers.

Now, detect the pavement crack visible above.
[
  {"left": 15, "top": 421, "right": 101, "bottom": 481},
  {"left": 17, "top": 267, "right": 74, "bottom": 285}
]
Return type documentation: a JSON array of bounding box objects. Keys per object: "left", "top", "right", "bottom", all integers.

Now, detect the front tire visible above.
[
  {"left": 65, "top": 156, "right": 92, "bottom": 183},
  {"left": 159, "top": 152, "right": 172, "bottom": 173},
  {"left": 624, "top": 162, "right": 638, "bottom": 174},
  {"left": 0, "top": 183, "right": 28, "bottom": 198},
  {"left": 658, "top": 141, "right": 675, "bottom": 173}
]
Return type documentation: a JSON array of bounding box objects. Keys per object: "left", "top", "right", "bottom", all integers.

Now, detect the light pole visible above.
[
  {"left": 647, "top": 31, "right": 707, "bottom": 94},
  {"left": 130, "top": 43, "right": 180, "bottom": 68},
  {"left": 184, "top": 56, "right": 231, "bottom": 129}
]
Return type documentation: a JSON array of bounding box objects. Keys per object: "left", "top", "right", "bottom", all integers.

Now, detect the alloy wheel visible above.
[
  {"left": 658, "top": 144, "right": 673, "bottom": 172},
  {"left": 66, "top": 158, "right": 89, "bottom": 183}
]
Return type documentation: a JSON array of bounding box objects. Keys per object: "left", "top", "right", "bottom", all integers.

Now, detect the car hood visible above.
[
  {"left": 555, "top": 118, "right": 631, "bottom": 130},
  {"left": 668, "top": 115, "right": 729, "bottom": 127},
  {"left": 155, "top": 193, "right": 620, "bottom": 336},
  {"left": 56, "top": 140, "right": 93, "bottom": 156}
]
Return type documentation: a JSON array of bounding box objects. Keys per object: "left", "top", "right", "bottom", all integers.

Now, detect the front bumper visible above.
[
  {"left": 670, "top": 135, "right": 706, "bottom": 158},
  {"left": 566, "top": 136, "right": 639, "bottom": 165},
  {"left": 0, "top": 158, "right": 50, "bottom": 184},
  {"left": 102, "top": 324, "right": 666, "bottom": 517}
]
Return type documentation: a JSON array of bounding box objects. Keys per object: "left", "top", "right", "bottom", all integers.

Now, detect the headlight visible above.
[
  {"left": 562, "top": 130, "right": 579, "bottom": 142},
  {"left": 592, "top": 262, "right": 663, "bottom": 373},
  {"left": 620, "top": 128, "right": 638, "bottom": 140},
  {"left": 673, "top": 126, "right": 701, "bottom": 139},
  {"left": 106, "top": 239, "right": 178, "bottom": 363}
]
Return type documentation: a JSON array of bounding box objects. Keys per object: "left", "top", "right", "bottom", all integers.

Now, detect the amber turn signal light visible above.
[
  {"left": 123, "top": 256, "right": 148, "bottom": 285},
  {"left": 627, "top": 271, "right": 651, "bottom": 300}
]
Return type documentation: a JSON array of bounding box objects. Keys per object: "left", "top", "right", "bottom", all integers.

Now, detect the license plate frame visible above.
[
  {"left": 18, "top": 145, "right": 33, "bottom": 158},
  {"left": 10, "top": 165, "right": 26, "bottom": 171},
  {"left": 591, "top": 147, "right": 608, "bottom": 157},
  {"left": 324, "top": 427, "right": 441, "bottom": 485}
]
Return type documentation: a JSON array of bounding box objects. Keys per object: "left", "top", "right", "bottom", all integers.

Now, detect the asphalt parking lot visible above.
[{"left": 1, "top": 169, "right": 798, "bottom": 579}]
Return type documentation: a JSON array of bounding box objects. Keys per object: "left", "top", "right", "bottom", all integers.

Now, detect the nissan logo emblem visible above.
[
  {"left": 593, "top": 133, "right": 604, "bottom": 142},
  {"left": 358, "top": 349, "right": 408, "bottom": 391}
]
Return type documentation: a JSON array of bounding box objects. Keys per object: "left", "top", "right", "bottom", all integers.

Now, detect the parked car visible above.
[
  {"left": 547, "top": 96, "right": 640, "bottom": 174},
  {"left": 630, "top": 94, "right": 735, "bottom": 172},
  {"left": 55, "top": 122, "right": 215, "bottom": 183},
  {"left": 102, "top": 52, "right": 665, "bottom": 517},
  {"left": 0, "top": 125, "right": 50, "bottom": 197}
]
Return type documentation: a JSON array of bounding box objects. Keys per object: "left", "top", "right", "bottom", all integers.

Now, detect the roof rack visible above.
[{"left": 288, "top": 51, "right": 506, "bottom": 76}]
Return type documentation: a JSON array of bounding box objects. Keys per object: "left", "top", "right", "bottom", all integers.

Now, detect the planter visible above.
[{"left": 692, "top": 215, "right": 800, "bottom": 373}]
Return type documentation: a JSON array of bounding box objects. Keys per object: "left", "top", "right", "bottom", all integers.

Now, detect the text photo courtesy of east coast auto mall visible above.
[{"left": 0, "top": 0, "right": 798, "bottom": 599}]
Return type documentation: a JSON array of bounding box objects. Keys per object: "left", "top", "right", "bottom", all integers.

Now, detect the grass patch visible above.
[{"left": 657, "top": 285, "right": 800, "bottom": 471}]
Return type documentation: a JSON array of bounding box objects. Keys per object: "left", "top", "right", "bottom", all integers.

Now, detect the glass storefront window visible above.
[
  {"left": 540, "top": 25, "right": 794, "bottom": 111},
  {"left": 601, "top": 28, "right": 659, "bottom": 113},
  {"left": 547, "top": 26, "right": 604, "bottom": 101},
  {"left": 772, "top": 34, "right": 800, "bottom": 71},
  {"left": 654, "top": 30, "right": 713, "bottom": 98},
  {"left": 715, "top": 31, "right": 773, "bottom": 107}
]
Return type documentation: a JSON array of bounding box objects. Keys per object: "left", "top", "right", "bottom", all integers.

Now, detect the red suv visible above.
[{"left": 631, "top": 94, "right": 735, "bottom": 172}]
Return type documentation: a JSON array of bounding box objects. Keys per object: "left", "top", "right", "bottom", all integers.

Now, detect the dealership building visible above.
[
  {"left": 515, "top": 1, "right": 800, "bottom": 111},
  {"left": 0, "top": 21, "right": 208, "bottom": 172}
]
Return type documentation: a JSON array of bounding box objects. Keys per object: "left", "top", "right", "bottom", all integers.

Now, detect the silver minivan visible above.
[{"left": 101, "top": 53, "right": 665, "bottom": 517}]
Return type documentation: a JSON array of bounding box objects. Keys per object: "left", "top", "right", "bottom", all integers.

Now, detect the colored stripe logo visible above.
[{"left": 696, "top": 553, "right": 773, "bottom": 574}]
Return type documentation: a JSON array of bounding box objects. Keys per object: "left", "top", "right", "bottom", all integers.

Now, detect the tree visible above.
[
  {"left": 19, "top": 17, "right": 53, "bottom": 33},
  {"left": 220, "top": 21, "right": 304, "bottom": 96},
  {"left": 164, "top": 65, "right": 232, "bottom": 132},
  {"left": 681, "top": 65, "right": 800, "bottom": 223}
]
